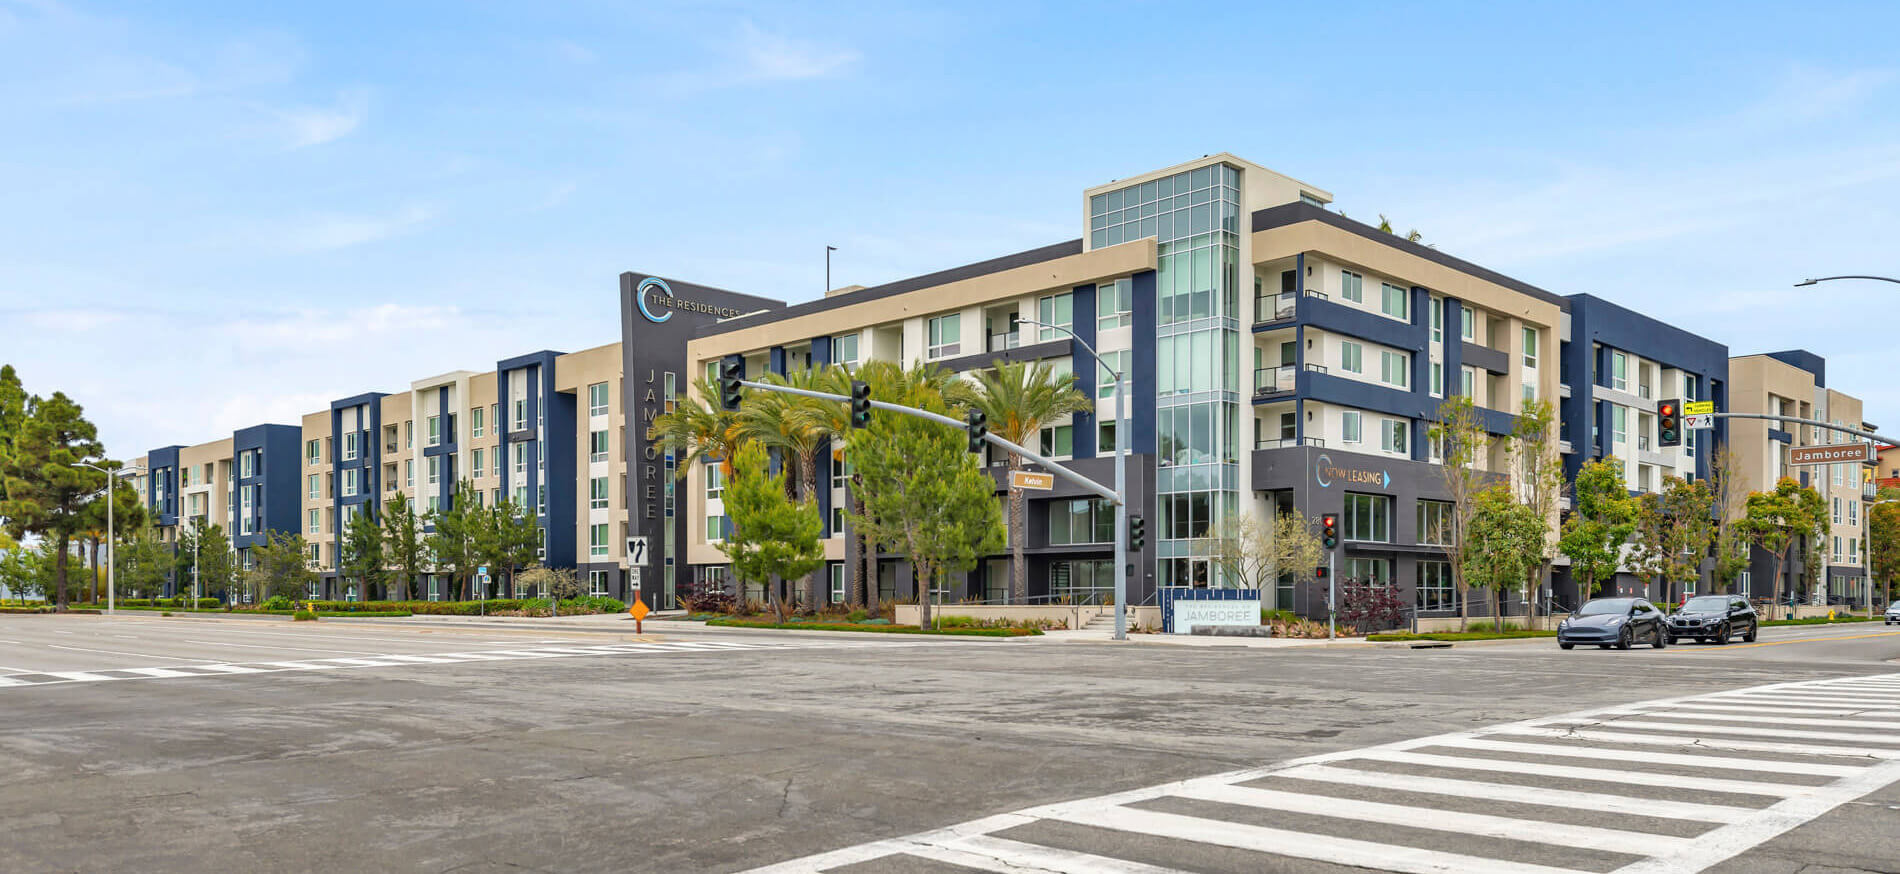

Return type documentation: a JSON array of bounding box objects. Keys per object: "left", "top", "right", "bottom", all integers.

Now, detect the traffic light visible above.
[
  {"left": 965, "top": 408, "right": 988, "bottom": 453},
  {"left": 1658, "top": 398, "right": 1681, "bottom": 448},
  {"left": 718, "top": 360, "right": 744, "bottom": 412},
  {"left": 1321, "top": 513, "right": 1338, "bottom": 549},
  {"left": 1315, "top": 565, "right": 1328, "bottom": 580},
  {"left": 849, "top": 380, "right": 872, "bottom": 429},
  {"left": 1128, "top": 515, "right": 1146, "bottom": 551}
]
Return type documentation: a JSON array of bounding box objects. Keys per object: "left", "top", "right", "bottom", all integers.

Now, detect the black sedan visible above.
[
  {"left": 1666, "top": 595, "right": 1758, "bottom": 645},
  {"left": 1558, "top": 598, "right": 1668, "bottom": 650}
]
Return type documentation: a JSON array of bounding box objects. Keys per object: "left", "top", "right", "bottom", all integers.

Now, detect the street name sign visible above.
[
  {"left": 1009, "top": 470, "right": 1055, "bottom": 490},
  {"left": 1789, "top": 444, "right": 1874, "bottom": 465},
  {"left": 1684, "top": 401, "right": 1715, "bottom": 416}
]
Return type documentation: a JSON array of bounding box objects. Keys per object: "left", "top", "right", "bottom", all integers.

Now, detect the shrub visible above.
[
  {"left": 846, "top": 609, "right": 869, "bottom": 622},
  {"left": 260, "top": 595, "right": 294, "bottom": 611},
  {"left": 292, "top": 610, "right": 318, "bottom": 621},
  {"left": 1337, "top": 583, "right": 1406, "bottom": 632}
]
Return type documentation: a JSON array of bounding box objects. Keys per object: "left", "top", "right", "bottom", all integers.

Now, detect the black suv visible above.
[{"left": 1666, "top": 595, "right": 1758, "bottom": 645}]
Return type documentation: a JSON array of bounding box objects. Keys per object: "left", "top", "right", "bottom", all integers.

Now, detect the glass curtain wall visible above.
[{"left": 1092, "top": 163, "right": 1242, "bottom": 589}]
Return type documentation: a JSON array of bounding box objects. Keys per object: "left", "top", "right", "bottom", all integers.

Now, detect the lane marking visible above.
[
  {"left": 45, "top": 643, "right": 222, "bottom": 663},
  {"left": 1350, "top": 750, "right": 1809, "bottom": 797},
  {"left": 1620, "top": 708, "right": 1900, "bottom": 731},
  {"left": 1496, "top": 725, "right": 1899, "bottom": 761},
  {"left": 1664, "top": 629, "right": 1900, "bottom": 652},
  {"left": 896, "top": 832, "right": 1186, "bottom": 874},
  {"left": 1276, "top": 764, "right": 1756, "bottom": 823},
  {"left": 182, "top": 639, "right": 387, "bottom": 656},
  {"left": 1435, "top": 736, "right": 1865, "bottom": 777}
]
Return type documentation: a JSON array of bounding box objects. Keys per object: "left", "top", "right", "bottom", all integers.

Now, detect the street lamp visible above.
[
  {"left": 71, "top": 461, "right": 136, "bottom": 615},
  {"left": 1017, "top": 318, "right": 1130, "bottom": 641},
  {"left": 1794, "top": 275, "right": 1900, "bottom": 287}
]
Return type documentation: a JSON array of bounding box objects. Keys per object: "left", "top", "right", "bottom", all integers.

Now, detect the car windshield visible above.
[
  {"left": 1682, "top": 596, "right": 1728, "bottom": 612},
  {"left": 1576, "top": 598, "right": 1635, "bottom": 616}
]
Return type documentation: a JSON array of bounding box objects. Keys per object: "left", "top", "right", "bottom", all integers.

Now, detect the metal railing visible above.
[
  {"left": 1254, "top": 292, "right": 1297, "bottom": 323},
  {"left": 1253, "top": 365, "right": 1296, "bottom": 396},
  {"left": 987, "top": 331, "right": 1019, "bottom": 352},
  {"left": 1256, "top": 436, "right": 1326, "bottom": 450}
]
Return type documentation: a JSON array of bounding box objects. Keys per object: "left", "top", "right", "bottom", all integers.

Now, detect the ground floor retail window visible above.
[
  {"left": 829, "top": 564, "right": 844, "bottom": 603},
  {"left": 1051, "top": 560, "right": 1114, "bottom": 604},
  {"left": 589, "top": 571, "right": 608, "bottom": 597},
  {"left": 1417, "top": 560, "right": 1457, "bottom": 612},
  {"left": 1343, "top": 557, "right": 1390, "bottom": 585}
]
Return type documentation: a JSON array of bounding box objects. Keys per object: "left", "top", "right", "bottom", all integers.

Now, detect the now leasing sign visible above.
[{"left": 1789, "top": 444, "right": 1874, "bottom": 465}]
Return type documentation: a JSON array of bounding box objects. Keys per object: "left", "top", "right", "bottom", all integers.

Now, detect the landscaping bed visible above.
[
  {"left": 1759, "top": 614, "right": 1886, "bottom": 627},
  {"left": 1368, "top": 629, "right": 1558, "bottom": 642},
  {"left": 706, "top": 618, "right": 1040, "bottom": 637}
]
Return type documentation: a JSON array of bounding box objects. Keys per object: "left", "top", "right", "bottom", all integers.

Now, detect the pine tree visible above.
[
  {"left": 425, "top": 480, "right": 482, "bottom": 600},
  {"left": 342, "top": 507, "right": 387, "bottom": 601},
  {"left": 382, "top": 493, "right": 423, "bottom": 600},
  {"left": 719, "top": 442, "right": 824, "bottom": 623},
  {"left": 0, "top": 391, "right": 108, "bottom": 611}
]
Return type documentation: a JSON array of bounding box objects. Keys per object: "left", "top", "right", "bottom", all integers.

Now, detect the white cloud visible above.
[
  {"left": 734, "top": 19, "right": 858, "bottom": 81},
  {"left": 273, "top": 88, "right": 368, "bottom": 148},
  {"left": 274, "top": 204, "right": 434, "bottom": 253}
]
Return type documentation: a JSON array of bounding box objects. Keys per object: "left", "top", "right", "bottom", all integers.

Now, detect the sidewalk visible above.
[{"left": 1030, "top": 627, "right": 1384, "bottom": 648}]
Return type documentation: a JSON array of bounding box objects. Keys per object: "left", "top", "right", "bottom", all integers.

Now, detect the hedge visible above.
[
  {"left": 706, "top": 618, "right": 1040, "bottom": 637},
  {"left": 1367, "top": 630, "right": 1558, "bottom": 642},
  {"left": 0, "top": 606, "right": 103, "bottom": 615},
  {"left": 299, "top": 597, "right": 627, "bottom": 617},
  {"left": 118, "top": 598, "right": 223, "bottom": 609},
  {"left": 1759, "top": 615, "right": 1885, "bottom": 627}
]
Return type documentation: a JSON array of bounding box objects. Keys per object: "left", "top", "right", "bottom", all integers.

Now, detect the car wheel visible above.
[
  {"left": 1617, "top": 627, "right": 1634, "bottom": 650},
  {"left": 1598, "top": 644, "right": 1611, "bottom": 649},
  {"left": 1714, "top": 622, "right": 1730, "bottom": 645},
  {"left": 1743, "top": 623, "right": 1757, "bottom": 643},
  {"left": 1665, "top": 635, "right": 1678, "bottom": 645},
  {"left": 1559, "top": 642, "right": 1574, "bottom": 650},
  {"left": 1653, "top": 629, "right": 1667, "bottom": 649}
]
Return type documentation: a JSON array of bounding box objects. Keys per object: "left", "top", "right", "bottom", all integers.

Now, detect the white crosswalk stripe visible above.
[
  {"left": 0, "top": 638, "right": 935, "bottom": 690},
  {"left": 747, "top": 672, "right": 1900, "bottom": 874}
]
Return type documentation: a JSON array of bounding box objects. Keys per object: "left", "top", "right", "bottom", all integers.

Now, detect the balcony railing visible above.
[
  {"left": 1253, "top": 365, "right": 1297, "bottom": 397},
  {"left": 1638, "top": 435, "right": 1651, "bottom": 451},
  {"left": 1252, "top": 289, "right": 1329, "bottom": 324},
  {"left": 1256, "top": 436, "right": 1326, "bottom": 450},
  {"left": 987, "top": 331, "right": 1019, "bottom": 352}
]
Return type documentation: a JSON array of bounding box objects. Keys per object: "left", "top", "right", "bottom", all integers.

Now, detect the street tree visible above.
[
  {"left": 1869, "top": 500, "right": 1900, "bottom": 605},
  {"left": 517, "top": 565, "right": 583, "bottom": 602},
  {"left": 736, "top": 366, "right": 837, "bottom": 606},
  {"left": 474, "top": 497, "right": 540, "bottom": 598},
  {"left": 1740, "top": 478, "right": 1829, "bottom": 609},
  {"left": 0, "top": 364, "right": 27, "bottom": 523},
  {"left": 1505, "top": 398, "right": 1564, "bottom": 620},
  {"left": 245, "top": 530, "right": 317, "bottom": 602},
  {"left": 382, "top": 493, "right": 423, "bottom": 600},
  {"left": 719, "top": 442, "right": 824, "bottom": 622},
  {"left": 425, "top": 481, "right": 483, "bottom": 600},
  {"left": 1630, "top": 476, "right": 1716, "bottom": 606},
  {"left": 0, "top": 542, "right": 41, "bottom": 603},
  {"left": 1462, "top": 484, "right": 1547, "bottom": 629},
  {"left": 0, "top": 391, "right": 109, "bottom": 611},
  {"left": 1193, "top": 512, "right": 1323, "bottom": 603},
  {"left": 967, "top": 360, "right": 1091, "bottom": 605},
  {"left": 848, "top": 371, "right": 1005, "bottom": 628},
  {"left": 175, "top": 521, "right": 237, "bottom": 603},
  {"left": 1705, "top": 444, "right": 1753, "bottom": 593},
  {"left": 1559, "top": 457, "right": 1639, "bottom": 606},
  {"left": 114, "top": 525, "right": 171, "bottom": 599},
  {"left": 1427, "top": 395, "right": 1493, "bottom": 631},
  {"left": 341, "top": 507, "right": 387, "bottom": 601}
]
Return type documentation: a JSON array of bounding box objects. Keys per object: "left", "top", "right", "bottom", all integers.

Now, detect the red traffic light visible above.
[{"left": 1659, "top": 402, "right": 1675, "bottom": 416}]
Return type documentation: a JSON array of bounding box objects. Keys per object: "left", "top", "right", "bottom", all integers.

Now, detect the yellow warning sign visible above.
[
  {"left": 1684, "top": 401, "right": 1715, "bottom": 416},
  {"left": 629, "top": 597, "right": 651, "bottom": 622}
]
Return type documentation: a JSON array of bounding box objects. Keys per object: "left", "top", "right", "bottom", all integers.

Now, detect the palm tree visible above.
[
  {"left": 647, "top": 376, "right": 746, "bottom": 476},
  {"left": 967, "top": 360, "right": 1092, "bottom": 604}
]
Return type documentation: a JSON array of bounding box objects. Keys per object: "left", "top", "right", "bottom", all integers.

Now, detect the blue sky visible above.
[{"left": 4, "top": 0, "right": 1900, "bottom": 457}]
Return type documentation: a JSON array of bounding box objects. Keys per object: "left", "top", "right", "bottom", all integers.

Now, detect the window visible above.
[
  {"left": 831, "top": 506, "right": 845, "bottom": 534},
  {"left": 829, "top": 564, "right": 845, "bottom": 603},
  {"left": 1279, "top": 412, "right": 1296, "bottom": 441},
  {"left": 1849, "top": 500, "right": 1859, "bottom": 526},
  {"left": 1341, "top": 270, "right": 1364, "bottom": 303},
  {"left": 705, "top": 464, "right": 724, "bottom": 501},
  {"left": 589, "top": 382, "right": 609, "bottom": 417},
  {"left": 307, "top": 474, "right": 319, "bottom": 500},
  {"left": 1381, "top": 418, "right": 1408, "bottom": 454},
  {"left": 832, "top": 332, "right": 860, "bottom": 364},
  {"left": 1344, "top": 557, "right": 1390, "bottom": 587},
  {"left": 1521, "top": 327, "right": 1538, "bottom": 369},
  {"left": 1039, "top": 424, "right": 1073, "bottom": 458},
  {"left": 1341, "top": 411, "right": 1362, "bottom": 445},
  {"left": 472, "top": 448, "right": 484, "bottom": 479},
  {"left": 1380, "top": 282, "right": 1408, "bottom": 320},
  {"left": 831, "top": 454, "right": 851, "bottom": 491},
  {"left": 342, "top": 431, "right": 359, "bottom": 461},
  {"left": 590, "top": 430, "right": 609, "bottom": 463},
  {"left": 1431, "top": 361, "right": 1444, "bottom": 397},
  {"left": 1613, "top": 406, "right": 1627, "bottom": 445},
  {"left": 471, "top": 407, "right": 484, "bottom": 439},
  {"left": 513, "top": 443, "right": 527, "bottom": 477},
  {"left": 1833, "top": 497, "right": 1842, "bottom": 525},
  {"left": 306, "top": 439, "right": 320, "bottom": 466},
  {"left": 1833, "top": 535, "right": 1842, "bottom": 563},
  {"left": 513, "top": 398, "right": 528, "bottom": 432},
  {"left": 1611, "top": 351, "right": 1628, "bottom": 391},
  {"left": 1037, "top": 292, "right": 1073, "bottom": 341},
  {"left": 1099, "top": 420, "right": 1117, "bottom": 453},
  {"left": 239, "top": 451, "right": 254, "bottom": 479},
  {"left": 706, "top": 516, "right": 727, "bottom": 542},
  {"left": 1418, "top": 500, "right": 1454, "bottom": 545},
  {"left": 1522, "top": 382, "right": 1536, "bottom": 404},
  {"left": 427, "top": 415, "right": 441, "bottom": 447},
  {"left": 1430, "top": 299, "right": 1443, "bottom": 343},
  {"left": 424, "top": 456, "right": 439, "bottom": 487},
  {"left": 927, "top": 313, "right": 961, "bottom": 359},
  {"left": 1380, "top": 350, "right": 1408, "bottom": 388},
  {"left": 1340, "top": 341, "right": 1363, "bottom": 374},
  {"left": 1461, "top": 366, "right": 1475, "bottom": 398},
  {"left": 307, "top": 509, "right": 320, "bottom": 535},
  {"left": 342, "top": 469, "right": 360, "bottom": 497},
  {"left": 591, "top": 477, "right": 608, "bottom": 510},
  {"left": 1097, "top": 350, "right": 1131, "bottom": 399},
  {"left": 1344, "top": 493, "right": 1390, "bottom": 542},
  {"left": 1050, "top": 560, "right": 1114, "bottom": 603},
  {"left": 1097, "top": 278, "right": 1132, "bottom": 331},
  {"left": 589, "top": 523, "right": 608, "bottom": 558},
  {"left": 1418, "top": 561, "right": 1457, "bottom": 612},
  {"left": 590, "top": 571, "right": 609, "bottom": 597},
  {"left": 1850, "top": 539, "right": 1859, "bottom": 564},
  {"left": 1049, "top": 499, "right": 1114, "bottom": 546},
  {"left": 405, "top": 459, "right": 414, "bottom": 488},
  {"left": 1833, "top": 463, "right": 1844, "bottom": 487},
  {"left": 1461, "top": 307, "right": 1475, "bottom": 341}
]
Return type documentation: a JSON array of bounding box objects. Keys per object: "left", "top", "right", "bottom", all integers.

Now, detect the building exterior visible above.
[
  {"left": 131, "top": 423, "right": 301, "bottom": 597},
  {"left": 1554, "top": 293, "right": 1728, "bottom": 605},
  {"left": 1727, "top": 351, "right": 1877, "bottom": 606}
]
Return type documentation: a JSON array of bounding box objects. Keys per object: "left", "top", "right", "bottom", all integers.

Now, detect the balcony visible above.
[
  {"left": 1252, "top": 289, "right": 1329, "bottom": 325},
  {"left": 1256, "top": 436, "right": 1326, "bottom": 450},
  {"left": 1253, "top": 365, "right": 1296, "bottom": 398},
  {"left": 385, "top": 442, "right": 399, "bottom": 454},
  {"left": 987, "top": 331, "right": 1019, "bottom": 353}
]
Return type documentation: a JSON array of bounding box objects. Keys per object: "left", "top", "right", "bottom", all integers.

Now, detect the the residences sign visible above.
[
  {"left": 1790, "top": 444, "right": 1874, "bottom": 465},
  {"left": 1314, "top": 453, "right": 1391, "bottom": 490},
  {"left": 634, "top": 277, "right": 748, "bottom": 324}
]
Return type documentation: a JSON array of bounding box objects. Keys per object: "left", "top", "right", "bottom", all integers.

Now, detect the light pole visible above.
[
  {"left": 1019, "top": 318, "right": 1130, "bottom": 641},
  {"left": 826, "top": 246, "right": 837, "bottom": 293},
  {"left": 72, "top": 461, "right": 133, "bottom": 615},
  {"left": 1795, "top": 275, "right": 1900, "bottom": 287}
]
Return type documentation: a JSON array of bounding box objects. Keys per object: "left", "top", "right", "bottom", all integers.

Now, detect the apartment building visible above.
[
  {"left": 677, "top": 153, "right": 1574, "bottom": 616},
  {"left": 1728, "top": 351, "right": 1877, "bottom": 605},
  {"left": 1555, "top": 294, "right": 1728, "bottom": 604},
  {"left": 133, "top": 423, "right": 301, "bottom": 596}
]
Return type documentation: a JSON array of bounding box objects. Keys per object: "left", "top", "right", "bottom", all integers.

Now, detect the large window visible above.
[
  {"left": 1049, "top": 498, "right": 1114, "bottom": 546},
  {"left": 1522, "top": 327, "right": 1538, "bottom": 368},
  {"left": 342, "top": 431, "right": 359, "bottom": 461},
  {"left": 706, "top": 515, "right": 727, "bottom": 542},
  {"left": 1097, "top": 350, "right": 1131, "bottom": 399},
  {"left": 1431, "top": 299, "right": 1443, "bottom": 343},
  {"left": 589, "top": 382, "right": 609, "bottom": 417},
  {"left": 427, "top": 415, "right": 441, "bottom": 447},
  {"left": 591, "top": 477, "right": 609, "bottom": 510},
  {"left": 1344, "top": 557, "right": 1389, "bottom": 584},
  {"left": 1037, "top": 292, "right": 1072, "bottom": 341},
  {"left": 1381, "top": 418, "right": 1408, "bottom": 454},
  {"left": 1613, "top": 406, "right": 1627, "bottom": 445},
  {"left": 342, "top": 469, "right": 360, "bottom": 497},
  {"left": 927, "top": 313, "right": 961, "bottom": 359},
  {"left": 426, "top": 456, "right": 441, "bottom": 487},
  {"left": 307, "top": 508, "right": 320, "bottom": 535},
  {"left": 590, "top": 430, "right": 609, "bottom": 463},
  {"left": 590, "top": 571, "right": 609, "bottom": 597},
  {"left": 1097, "top": 278, "right": 1132, "bottom": 331},
  {"left": 471, "top": 407, "right": 484, "bottom": 439},
  {"left": 1380, "top": 282, "right": 1408, "bottom": 320},
  {"left": 1340, "top": 341, "right": 1363, "bottom": 374},
  {"left": 591, "top": 523, "right": 609, "bottom": 558},
  {"left": 1418, "top": 561, "right": 1457, "bottom": 611},
  {"left": 829, "top": 564, "right": 845, "bottom": 603},
  {"left": 306, "top": 439, "right": 320, "bottom": 466},
  {"left": 1039, "top": 424, "right": 1073, "bottom": 458},
  {"left": 1611, "top": 351, "right": 1628, "bottom": 391},
  {"left": 1380, "top": 350, "right": 1409, "bottom": 388},
  {"left": 1461, "top": 307, "right": 1475, "bottom": 341},
  {"left": 1417, "top": 500, "right": 1454, "bottom": 545},
  {"left": 705, "top": 464, "right": 724, "bottom": 501},
  {"left": 832, "top": 332, "right": 859, "bottom": 364},
  {"left": 307, "top": 474, "right": 319, "bottom": 500},
  {"left": 1342, "top": 411, "right": 1362, "bottom": 445},
  {"left": 1050, "top": 560, "right": 1115, "bottom": 604},
  {"left": 472, "top": 448, "right": 484, "bottom": 479},
  {"left": 1344, "top": 493, "right": 1390, "bottom": 542},
  {"left": 513, "top": 443, "right": 527, "bottom": 477},
  {"left": 1341, "top": 270, "right": 1364, "bottom": 303}
]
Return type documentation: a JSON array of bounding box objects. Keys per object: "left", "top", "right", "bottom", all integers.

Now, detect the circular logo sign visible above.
[{"left": 635, "top": 277, "right": 674, "bottom": 324}]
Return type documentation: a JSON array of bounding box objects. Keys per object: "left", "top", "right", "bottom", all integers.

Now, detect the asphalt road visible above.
[{"left": 1, "top": 613, "right": 1897, "bottom": 873}]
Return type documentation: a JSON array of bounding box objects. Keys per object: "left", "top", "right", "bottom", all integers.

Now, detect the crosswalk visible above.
[
  {"left": 748, "top": 673, "right": 1900, "bottom": 873},
  {"left": 0, "top": 638, "right": 920, "bottom": 690}
]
